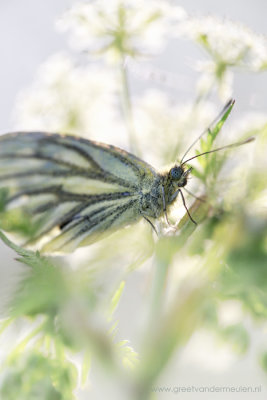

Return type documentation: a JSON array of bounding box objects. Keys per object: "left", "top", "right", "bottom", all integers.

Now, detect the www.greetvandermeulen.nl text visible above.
[{"left": 151, "top": 385, "right": 262, "bottom": 394}]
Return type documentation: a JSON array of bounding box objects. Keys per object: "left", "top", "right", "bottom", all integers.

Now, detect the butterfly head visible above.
[{"left": 169, "top": 165, "right": 192, "bottom": 188}]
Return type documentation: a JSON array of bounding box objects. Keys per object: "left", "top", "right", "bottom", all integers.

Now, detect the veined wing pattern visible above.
[{"left": 0, "top": 132, "right": 157, "bottom": 252}]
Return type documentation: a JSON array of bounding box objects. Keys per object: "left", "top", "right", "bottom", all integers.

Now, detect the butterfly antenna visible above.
[
  {"left": 181, "top": 137, "right": 255, "bottom": 166},
  {"left": 180, "top": 99, "right": 235, "bottom": 164}
]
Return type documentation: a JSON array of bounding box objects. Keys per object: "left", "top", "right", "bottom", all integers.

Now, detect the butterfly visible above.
[{"left": 0, "top": 99, "right": 254, "bottom": 253}]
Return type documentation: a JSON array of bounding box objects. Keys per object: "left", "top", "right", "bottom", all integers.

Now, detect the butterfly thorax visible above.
[
  {"left": 139, "top": 174, "right": 164, "bottom": 218},
  {"left": 139, "top": 164, "right": 190, "bottom": 219}
]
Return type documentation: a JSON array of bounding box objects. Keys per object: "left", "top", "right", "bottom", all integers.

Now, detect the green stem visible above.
[
  {"left": 120, "top": 59, "right": 140, "bottom": 155},
  {"left": 0, "top": 230, "right": 31, "bottom": 258}
]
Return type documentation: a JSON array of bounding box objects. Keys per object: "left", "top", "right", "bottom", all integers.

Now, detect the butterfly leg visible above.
[
  {"left": 143, "top": 215, "right": 158, "bottom": 236},
  {"left": 178, "top": 189, "right": 197, "bottom": 225},
  {"left": 161, "top": 185, "right": 171, "bottom": 226},
  {"left": 169, "top": 189, "right": 197, "bottom": 225}
]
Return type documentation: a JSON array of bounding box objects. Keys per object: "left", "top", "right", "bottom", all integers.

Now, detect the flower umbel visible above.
[
  {"left": 178, "top": 16, "right": 267, "bottom": 99},
  {"left": 57, "top": 0, "right": 186, "bottom": 62},
  {"left": 179, "top": 16, "right": 267, "bottom": 71}
]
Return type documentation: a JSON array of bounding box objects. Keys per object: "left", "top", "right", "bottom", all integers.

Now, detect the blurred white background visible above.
[{"left": 1, "top": 0, "right": 267, "bottom": 133}]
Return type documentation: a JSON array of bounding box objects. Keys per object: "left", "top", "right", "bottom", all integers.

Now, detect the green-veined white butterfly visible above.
[{"left": 0, "top": 99, "right": 254, "bottom": 253}]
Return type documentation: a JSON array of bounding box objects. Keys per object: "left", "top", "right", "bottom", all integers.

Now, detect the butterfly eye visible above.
[{"left": 170, "top": 166, "right": 183, "bottom": 180}]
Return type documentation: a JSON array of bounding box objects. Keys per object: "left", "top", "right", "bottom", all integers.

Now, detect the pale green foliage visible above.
[
  {"left": 1, "top": 1, "right": 267, "bottom": 400},
  {"left": 1, "top": 351, "right": 78, "bottom": 400}
]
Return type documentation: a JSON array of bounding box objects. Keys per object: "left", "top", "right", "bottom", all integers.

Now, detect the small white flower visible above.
[
  {"left": 178, "top": 16, "right": 267, "bottom": 71},
  {"left": 57, "top": 0, "right": 186, "bottom": 62}
]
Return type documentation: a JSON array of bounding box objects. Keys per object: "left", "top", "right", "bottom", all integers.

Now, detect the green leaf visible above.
[
  {"left": 116, "top": 340, "right": 139, "bottom": 369},
  {"left": 0, "top": 230, "right": 48, "bottom": 268},
  {"left": 108, "top": 280, "right": 125, "bottom": 321},
  {"left": 81, "top": 351, "right": 91, "bottom": 386},
  {"left": 0, "top": 231, "right": 68, "bottom": 318},
  {"left": 209, "top": 100, "right": 235, "bottom": 145}
]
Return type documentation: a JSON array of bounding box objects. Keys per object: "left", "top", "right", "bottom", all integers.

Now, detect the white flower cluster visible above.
[
  {"left": 57, "top": 0, "right": 186, "bottom": 62},
  {"left": 14, "top": 54, "right": 125, "bottom": 144},
  {"left": 178, "top": 16, "right": 267, "bottom": 71},
  {"left": 176, "top": 16, "right": 267, "bottom": 100}
]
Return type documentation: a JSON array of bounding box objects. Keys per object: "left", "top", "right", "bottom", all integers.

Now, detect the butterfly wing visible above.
[{"left": 0, "top": 132, "right": 157, "bottom": 252}]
